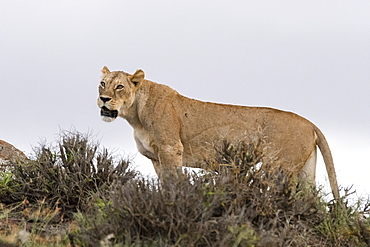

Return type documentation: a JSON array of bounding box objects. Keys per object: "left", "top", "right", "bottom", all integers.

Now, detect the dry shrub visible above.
[
  {"left": 0, "top": 131, "right": 136, "bottom": 218},
  {"left": 75, "top": 138, "right": 370, "bottom": 247},
  {"left": 74, "top": 140, "right": 323, "bottom": 246},
  {"left": 75, "top": 172, "right": 258, "bottom": 246}
]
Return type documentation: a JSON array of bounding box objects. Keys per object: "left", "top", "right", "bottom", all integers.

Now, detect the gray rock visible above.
[{"left": 0, "top": 140, "right": 27, "bottom": 169}]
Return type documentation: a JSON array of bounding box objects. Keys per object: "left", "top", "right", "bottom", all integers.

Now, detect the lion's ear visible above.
[
  {"left": 101, "top": 66, "right": 110, "bottom": 75},
  {"left": 130, "top": 69, "right": 145, "bottom": 87}
]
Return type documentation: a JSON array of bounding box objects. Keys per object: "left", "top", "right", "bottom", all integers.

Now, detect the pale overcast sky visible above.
[{"left": 1, "top": 1, "right": 369, "bottom": 197}]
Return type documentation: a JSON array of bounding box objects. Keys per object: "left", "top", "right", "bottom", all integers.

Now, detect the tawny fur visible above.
[{"left": 97, "top": 67, "right": 340, "bottom": 200}]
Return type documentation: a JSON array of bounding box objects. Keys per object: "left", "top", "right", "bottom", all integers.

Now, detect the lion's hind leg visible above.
[{"left": 298, "top": 147, "right": 317, "bottom": 187}]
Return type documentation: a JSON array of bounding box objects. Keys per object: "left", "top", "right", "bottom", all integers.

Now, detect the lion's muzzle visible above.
[{"left": 100, "top": 106, "right": 118, "bottom": 120}]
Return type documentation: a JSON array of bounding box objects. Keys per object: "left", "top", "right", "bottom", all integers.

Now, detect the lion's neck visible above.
[
  {"left": 122, "top": 80, "right": 153, "bottom": 128},
  {"left": 121, "top": 99, "right": 142, "bottom": 128},
  {"left": 123, "top": 79, "right": 179, "bottom": 129}
]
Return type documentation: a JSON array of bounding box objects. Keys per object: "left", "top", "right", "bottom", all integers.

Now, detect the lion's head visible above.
[{"left": 97, "top": 66, "right": 144, "bottom": 122}]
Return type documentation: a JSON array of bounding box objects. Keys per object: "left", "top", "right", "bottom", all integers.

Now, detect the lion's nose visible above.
[{"left": 100, "top": 97, "right": 111, "bottom": 103}]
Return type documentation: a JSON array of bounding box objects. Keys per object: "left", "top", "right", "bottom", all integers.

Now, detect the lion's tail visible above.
[{"left": 313, "top": 125, "right": 340, "bottom": 200}]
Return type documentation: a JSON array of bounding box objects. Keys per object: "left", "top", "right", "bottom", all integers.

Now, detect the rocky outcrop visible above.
[{"left": 0, "top": 140, "right": 27, "bottom": 167}]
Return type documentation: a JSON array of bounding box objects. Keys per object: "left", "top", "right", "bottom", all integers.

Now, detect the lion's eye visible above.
[
  {"left": 100, "top": 81, "right": 105, "bottom": 87},
  {"left": 116, "top": 85, "right": 124, "bottom": 90}
]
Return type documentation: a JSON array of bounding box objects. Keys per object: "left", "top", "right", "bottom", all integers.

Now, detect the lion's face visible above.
[{"left": 97, "top": 66, "right": 144, "bottom": 122}]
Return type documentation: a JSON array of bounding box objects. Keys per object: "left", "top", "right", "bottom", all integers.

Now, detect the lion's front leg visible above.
[{"left": 152, "top": 143, "right": 183, "bottom": 179}]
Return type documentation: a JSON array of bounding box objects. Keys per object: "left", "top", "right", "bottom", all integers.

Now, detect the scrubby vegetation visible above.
[{"left": 0, "top": 131, "right": 369, "bottom": 246}]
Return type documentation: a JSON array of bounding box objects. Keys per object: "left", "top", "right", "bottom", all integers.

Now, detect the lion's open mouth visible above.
[{"left": 100, "top": 106, "right": 118, "bottom": 119}]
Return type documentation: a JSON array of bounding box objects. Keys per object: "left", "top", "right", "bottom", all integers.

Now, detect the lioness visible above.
[{"left": 97, "top": 66, "right": 340, "bottom": 200}]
